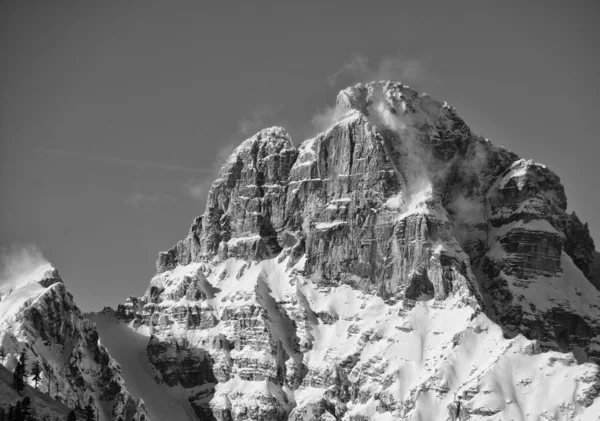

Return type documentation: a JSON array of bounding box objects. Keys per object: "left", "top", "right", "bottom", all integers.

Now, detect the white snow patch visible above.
[
  {"left": 228, "top": 235, "right": 261, "bottom": 245},
  {"left": 315, "top": 221, "right": 347, "bottom": 230}
]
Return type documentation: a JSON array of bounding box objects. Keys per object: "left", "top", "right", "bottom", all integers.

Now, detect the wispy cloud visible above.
[
  {"left": 183, "top": 177, "right": 213, "bottom": 201},
  {"left": 309, "top": 53, "right": 425, "bottom": 135},
  {"left": 214, "top": 103, "right": 284, "bottom": 171},
  {"left": 377, "top": 54, "right": 422, "bottom": 82},
  {"left": 237, "top": 104, "right": 281, "bottom": 136},
  {"left": 31, "top": 148, "right": 212, "bottom": 174},
  {"left": 311, "top": 105, "right": 338, "bottom": 134},
  {"left": 125, "top": 191, "right": 175, "bottom": 207},
  {"left": 0, "top": 244, "right": 49, "bottom": 291},
  {"left": 33, "top": 104, "right": 283, "bottom": 206},
  {"left": 180, "top": 103, "right": 284, "bottom": 202},
  {"left": 182, "top": 135, "right": 241, "bottom": 202},
  {"left": 187, "top": 183, "right": 206, "bottom": 200},
  {"left": 327, "top": 52, "right": 423, "bottom": 87},
  {"left": 327, "top": 53, "right": 370, "bottom": 87},
  {"left": 180, "top": 104, "right": 283, "bottom": 202}
]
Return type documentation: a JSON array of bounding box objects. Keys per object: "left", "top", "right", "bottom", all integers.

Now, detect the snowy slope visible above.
[
  {"left": 119, "top": 255, "right": 600, "bottom": 420},
  {"left": 86, "top": 309, "right": 199, "bottom": 421}
]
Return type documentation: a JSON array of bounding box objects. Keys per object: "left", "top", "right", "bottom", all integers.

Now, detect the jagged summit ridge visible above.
[
  {"left": 156, "top": 81, "right": 597, "bottom": 298},
  {"left": 116, "top": 81, "right": 600, "bottom": 421}
]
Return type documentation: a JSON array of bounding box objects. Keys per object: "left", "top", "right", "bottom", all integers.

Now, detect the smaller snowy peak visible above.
[{"left": 1, "top": 264, "right": 149, "bottom": 421}]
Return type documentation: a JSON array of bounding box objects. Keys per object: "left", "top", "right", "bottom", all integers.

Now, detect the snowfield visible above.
[
  {"left": 87, "top": 310, "right": 199, "bottom": 421},
  {"left": 118, "top": 256, "right": 600, "bottom": 421}
]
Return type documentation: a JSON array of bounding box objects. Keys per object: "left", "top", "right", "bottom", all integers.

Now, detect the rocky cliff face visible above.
[
  {"left": 118, "top": 81, "right": 600, "bottom": 420},
  {"left": 0, "top": 264, "right": 148, "bottom": 421}
]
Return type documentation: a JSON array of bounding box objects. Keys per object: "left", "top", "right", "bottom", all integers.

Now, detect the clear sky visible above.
[{"left": 1, "top": 0, "right": 598, "bottom": 311}]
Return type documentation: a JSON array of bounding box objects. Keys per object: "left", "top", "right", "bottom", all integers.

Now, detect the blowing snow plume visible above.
[
  {"left": 365, "top": 84, "right": 436, "bottom": 214},
  {"left": 0, "top": 244, "right": 52, "bottom": 295},
  {"left": 362, "top": 83, "right": 494, "bottom": 223}
]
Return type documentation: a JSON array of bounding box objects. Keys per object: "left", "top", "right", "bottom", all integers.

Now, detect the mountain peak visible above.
[
  {"left": 134, "top": 80, "right": 600, "bottom": 419},
  {"left": 333, "top": 81, "right": 457, "bottom": 131}
]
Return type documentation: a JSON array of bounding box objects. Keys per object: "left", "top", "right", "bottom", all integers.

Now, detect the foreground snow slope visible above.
[{"left": 87, "top": 309, "right": 199, "bottom": 421}]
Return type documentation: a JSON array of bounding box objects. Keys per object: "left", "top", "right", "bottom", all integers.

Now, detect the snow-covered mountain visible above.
[
  {"left": 0, "top": 264, "right": 148, "bottom": 420},
  {"left": 109, "top": 81, "right": 600, "bottom": 420},
  {"left": 3, "top": 81, "right": 600, "bottom": 420}
]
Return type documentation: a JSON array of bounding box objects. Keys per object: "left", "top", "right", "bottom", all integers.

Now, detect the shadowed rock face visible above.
[
  {"left": 119, "top": 81, "right": 600, "bottom": 420},
  {"left": 147, "top": 336, "right": 217, "bottom": 388}
]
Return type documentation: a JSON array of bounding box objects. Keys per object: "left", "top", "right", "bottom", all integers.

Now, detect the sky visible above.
[{"left": 0, "top": 0, "right": 598, "bottom": 311}]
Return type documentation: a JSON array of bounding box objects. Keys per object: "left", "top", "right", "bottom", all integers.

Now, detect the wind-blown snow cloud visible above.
[
  {"left": 376, "top": 54, "right": 422, "bottom": 83},
  {"left": 183, "top": 142, "right": 233, "bottom": 201},
  {"left": 238, "top": 104, "right": 281, "bottom": 136},
  {"left": 187, "top": 183, "right": 206, "bottom": 200},
  {"left": 327, "top": 53, "right": 370, "bottom": 87},
  {"left": 310, "top": 53, "right": 425, "bottom": 136},
  {"left": 327, "top": 52, "right": 423, "bottom": 87},
  {"left": 0, "top": 244, "right": 49, "bottom": 292},
  {"left": 184, "top": 178, "right": 213, "bottom": 202},
  {"left": 310, "top": 106, "right": 337, "bottom": 134}
]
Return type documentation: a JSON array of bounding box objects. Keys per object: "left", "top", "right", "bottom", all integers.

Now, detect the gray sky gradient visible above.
[
  {"left": 1, "top": 0, "right": 598, "bottom": 310},
  {"left": 31, "top": 147, "right": 213, "bottom": 173}
]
